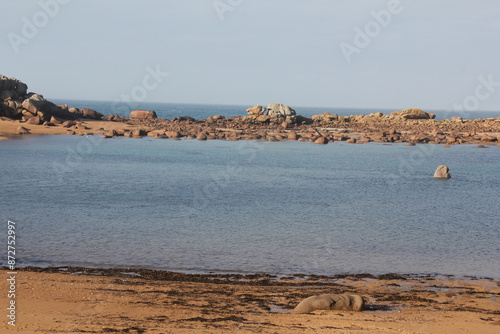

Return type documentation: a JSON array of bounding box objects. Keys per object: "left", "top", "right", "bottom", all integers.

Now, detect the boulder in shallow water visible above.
[
  {"left": 314, "top": 136, "right": 328, "bottom": 144},
  {"left": 434, "top": 165, "right": 451, "bottom": 179}
]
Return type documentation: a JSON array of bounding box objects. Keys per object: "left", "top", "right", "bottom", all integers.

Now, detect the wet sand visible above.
[{"left": 1, "top": 268, "right": 499, "bottom": 333}]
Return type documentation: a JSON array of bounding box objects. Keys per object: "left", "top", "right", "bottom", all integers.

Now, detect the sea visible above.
[
  {"left": 52, "top": 99, "right": 500, "bottom": 120},
  {"left": 1, "top": 101, "right": 499, "bottom": 279}
]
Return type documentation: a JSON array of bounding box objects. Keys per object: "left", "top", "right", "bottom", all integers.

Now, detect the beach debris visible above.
[
  {"left": 291, "top": 294, "right": 364, "bottom": 314},
  {"left": 434, "top": 165, "right": 451, "bottom": 179}
]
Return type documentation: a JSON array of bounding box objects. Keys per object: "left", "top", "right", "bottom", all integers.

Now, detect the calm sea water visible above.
[
  {"left": 51, "top": 99, "right": 500, "bottom": 120},
  {"left": 1, "top": 134, "right": 499, "bottom": 279}
]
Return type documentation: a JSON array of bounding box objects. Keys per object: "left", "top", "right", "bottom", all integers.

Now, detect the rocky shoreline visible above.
[
  {"left": 15, "top": 265, "right": 497, "bottom": 283},
  {"left": 1, "top": 74, "right": 499, "bottom": 145}
]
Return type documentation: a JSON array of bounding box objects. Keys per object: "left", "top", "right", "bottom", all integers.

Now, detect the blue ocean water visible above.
[
  {"left": 51, "top": 99, "right": 500, "bottom": 120},
  {"left": 1, "top": 134, "right": 499, "bottom": 279}
]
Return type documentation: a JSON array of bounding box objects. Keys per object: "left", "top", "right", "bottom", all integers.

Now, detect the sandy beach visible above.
[
  {"left": 0, "top": 118, "right": 137, "bottom": 138},
  {"left": 1, "top": 268, "right": 499, "bottom": 333}
]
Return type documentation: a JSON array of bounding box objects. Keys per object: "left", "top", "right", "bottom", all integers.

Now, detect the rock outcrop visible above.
[
  {"left": 0, "top": 74, "right": 102, "bottom": 122},
  {"left": 0, "top": 74, "right": 27, "bottom": 98},
  {"left": 434, "top": 165, "right": 451, "bottom": 179},
  {"left": 266, "top": 103, "right": 296, "bottom": 117},
  {"left": 390, "top": 108, "right": 435, "bottom": 120},
  {"left": 1, "top": 74, "right": 499, "bottom": 147}
]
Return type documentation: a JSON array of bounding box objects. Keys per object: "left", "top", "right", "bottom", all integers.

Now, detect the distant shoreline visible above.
[
  {"left": 49, "top": 99, "right": 500, "bottom": 120},
  {"left": 1, "top": 113, "right": 499, "bottom": 146}
]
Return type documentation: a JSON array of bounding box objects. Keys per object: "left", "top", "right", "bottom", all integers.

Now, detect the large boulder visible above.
[
  {"left": 266, "top": 103, "right": 296, "bottom": 117},
  {"left": 0, "top": 90, "right": 16, "bottom": 100},
  {"left": 80, "top": 108, "right": 103, "bottom": 120},
  {"left": 292, "top": 294, "right": 364, "bottom": 313},
  {"left": 25, "top": 116, "right": 42, "bottom": 125},
  {"left": 129, "top": 110, "right": 157, "bottom": 120},
  {"left": 0, "top": 75, "right": 27, "bottom": 96},
  {"left": 21, "top": 95, "right": 75, "bottom": 121},
  {"left": 434, "top": 165, "right": 451, "bottom": 179},
  {"left": 0, "top": 74, "right": 86, "bottom": 121},
  {"left": 390, "top": 108, "right": 435, "bottom": 120},
  {"left": 246, "top": 105, "right": 265, "bottom": 116}
]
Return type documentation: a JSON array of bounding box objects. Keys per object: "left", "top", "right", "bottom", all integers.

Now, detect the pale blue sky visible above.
[{"left": 1, "top": 0, "right": 499, "bottom": 111}]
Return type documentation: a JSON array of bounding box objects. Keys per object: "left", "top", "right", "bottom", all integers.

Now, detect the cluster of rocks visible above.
[
  {"left": 1, "top": 74, "right": 498, "bottom": 146},
  {"left": 246, "top": 103, "right": 296, "bottom": 117},
  {"left": 113, "top": 110, "right": 499, "bottom": 146},
  {"left": 0, "top": 74, "right": 103, "bottom": 126}
]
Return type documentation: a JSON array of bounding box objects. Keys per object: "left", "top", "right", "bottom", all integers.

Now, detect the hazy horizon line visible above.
[{"left": 47, "top": 97, "right": 500, "bottom": 114}]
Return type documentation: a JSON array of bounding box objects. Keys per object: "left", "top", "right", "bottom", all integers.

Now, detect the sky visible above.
[{"left": 1, "top": 0, "right": 500, "bottom": 111}]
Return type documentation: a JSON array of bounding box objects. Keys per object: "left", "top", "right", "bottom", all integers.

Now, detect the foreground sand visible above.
[
  {"left": 0, "top": 119, "right": 136, "bottom": 138},
  {"left": 1, "top": 268, "right": 499, "bottom": 333}
]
